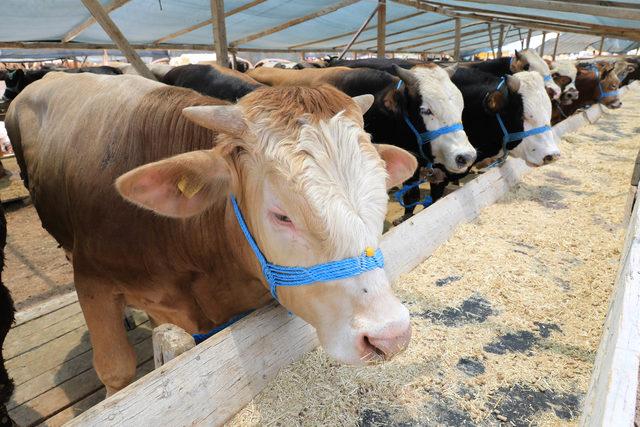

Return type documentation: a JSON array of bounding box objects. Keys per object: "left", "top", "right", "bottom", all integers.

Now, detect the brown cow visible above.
[
  {"left": 551, "top": 62, "right": 621, "bottom": 124},
  {"left": 7, "top": 72, "right": 417, "bottom": 394}
]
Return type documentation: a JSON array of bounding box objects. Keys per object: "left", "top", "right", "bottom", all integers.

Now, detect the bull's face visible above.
[
  {"left": 598, "top": 64, "right": 622, "bottom": 109},
  {"left": 550, "top": 61, "right": 579, "bottom": 105},
  {"left": 506, "top": 72, "right": 561, "bottom": 166},
  {"left": 520, "top": 49, "right": 562, "bottom": 100},
  {"left": 116, "top": 86, "right": 417, "bottom": 365},
  {"left": 395, "top": 64, "right": 476, "bottom": 173}
]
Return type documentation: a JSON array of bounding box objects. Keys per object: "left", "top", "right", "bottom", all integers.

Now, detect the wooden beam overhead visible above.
[
  {"left": 288, "top": 11, "right": 425, "bottom": 49},
  {"left": 211, "top": 0, "right": 229, "bottom": 67},
  {"left": 340, "top": 17, "right": 454, "bottom": 49},
  {"left": 422, "top": 26, "right": 514, "bottom": 52},
  {"left": 230, "top": 0, "right": 359, "bottom": 47},
  {"left": 377, "top": 0, "right": 386, "bottom": 58},
  {"left": 62, "top": 0, "right": 130, "bottom": 43},
  {"left": 377, "top": 21, "right": 481, "bottom": 49},
  {"left": 154, "top": 0, "right": 266, "bottom": 44},
  {"left": 399, "top": 26, "right": 497, "bottom": 51},
  {"left": 454, "top": 0, "right": 640, "bottom": 21},
  {"left": 79, "top": 0, "right": 155, "bottom": 80}
]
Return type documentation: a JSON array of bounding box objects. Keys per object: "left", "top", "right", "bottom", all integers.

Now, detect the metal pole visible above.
[
  {"left": 377, "top": 0, "right": 386, "bottom": 58},
  {"left": 211, "top": 0, "right": 229, "bottom": 67},
  {"left": 552, "top": 32, "right": 560, "bottom": 60},
  {"left": 539, "top": 31, "right": 546, "bottom": 57},
  {"left": 487, "top": 23, "right": 495, "bottom": 59},
  {"left": 526, "top": 29, "right": 532, "bottom": 49},
  {"left": 338, "top": 4, "right": 379, "bottom": 60},
  {"left": 453, "top": 18, "right": 461, "bottom": 61}
]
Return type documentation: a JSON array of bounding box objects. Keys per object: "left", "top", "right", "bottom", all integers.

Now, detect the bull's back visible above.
[
  {"left": 7, "top": 72, "right": 221, "bottom": 262},
  {"left": 247, "top": 66, "right": 352, "bottom": 87}
]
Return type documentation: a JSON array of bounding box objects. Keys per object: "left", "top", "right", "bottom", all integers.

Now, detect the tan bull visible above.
[{"left": 7, "top": 72, "right": 417, "bottom": 394}]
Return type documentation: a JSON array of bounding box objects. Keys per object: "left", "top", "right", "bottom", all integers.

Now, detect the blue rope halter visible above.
[
  {"left": 587, "top": 64, "right": 619, "bottom": 100},
  {"left": 394, "top": 79, "right": 463, "bottom": 208},
  {"left": 488, "top": 76, "right": 552, "bottom": 168},
  {"left": 230, "top": 196, "right": 384, "bottom": 302}
]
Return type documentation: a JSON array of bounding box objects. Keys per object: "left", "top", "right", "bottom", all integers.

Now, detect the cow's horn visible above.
[
  {"left": 505, "top": 75, "right": 521, "bottom": 92},
  {"left": 393, "top": 64, "right": 418, "bottom": 88},
  {"left": 352, "top": 94, "right": 374, "bottom": 114}
]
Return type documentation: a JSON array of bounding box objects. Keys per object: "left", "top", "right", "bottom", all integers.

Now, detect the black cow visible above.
[
  {"left": 0, "top": 204, "right": 14, "bottom": 427},
  {"left": 161, "top": 64, "right": 263, "bottom": 102},
  {"left": 621, "top": 57, "right": 640, "bottom": 86},
  {"left": 0, "top": 66, "right": 122, "bottom": 101}
]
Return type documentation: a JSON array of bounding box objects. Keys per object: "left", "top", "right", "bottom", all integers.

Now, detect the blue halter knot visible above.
[
  {"left": 488, "top": 76, "right": 552, "bottom": 168},
  {"left": 587, "top": 64, "right": 619, "bottom": 100},
  {"left": 394, "top": 179, "right": 433, "bottom": 209},
  {"left": 230, "top": 196, "right": 384, "bottom": 302}
]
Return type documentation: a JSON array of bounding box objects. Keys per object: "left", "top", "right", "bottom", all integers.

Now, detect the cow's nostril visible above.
[
  {"left": 363, "top": 336, "right": 387, "bottom": 358},
  {"left": 543, "top": 154, "right": 559, "bottom": 164},
  {"left": 455, "top": 154, "right": 471, "bottom": 167}
]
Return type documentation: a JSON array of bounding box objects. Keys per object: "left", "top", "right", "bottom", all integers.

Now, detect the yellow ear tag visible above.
[
  {"left": 365, "top": 247, "right": 375, "bottom": 257},
  {"left": 177, "top": 176, "right": 204, "bottom": 199}
]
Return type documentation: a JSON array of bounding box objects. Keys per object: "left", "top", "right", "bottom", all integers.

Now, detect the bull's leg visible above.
[
  {"left": 74, "top": 272, "right": 136, "bottom": 396},
  {"left": 0, "top": 282, "right": 16, "bottom": 427},
  {"left": 430, "top": 180, "right": 449, "bottom": 203}
]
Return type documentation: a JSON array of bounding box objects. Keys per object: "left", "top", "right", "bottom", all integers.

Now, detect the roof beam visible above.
[
  {"left": 391, "top": 0, "right": 640, "bottom": 40},
  {"left": 377, "top": 0, "right": 386, "bottom": 57},
  {"left": 454, "top": 0, "right": 640, "bottom": 21},
  {"left": 338, "top": 4, "right": 379, "bottom": 59},
  {"left": 154, "top": 0, "right": 266, "bottom": 44},
  {"left": 338, "top": 17, "right": 454, "bottom": 48},
  {"left": 211, "top": 0, "right": 229, "bottom": 67},
  {"left": 424, "top": 28, "right": 514, "bottom": 53},
  {"left": 376, "top": 21, "right": 481, "bottom": 49},
  {"left": 230, "top": 0, "right": 359, "bottom": 47},
  {"left": 399, "top": 26, "right": 494, "bottom": 50},
  {"left": 288, "top": 11, "right": 425, "bottom": 49},
  {"left": 79, "top": 0, "right": 155, "bottom": 80},
  {"left": 62, "top": 0, "right": 130, "bottom": 43},
  {"left": 422, "top": 25, "right": 520, "bottom": 51}
]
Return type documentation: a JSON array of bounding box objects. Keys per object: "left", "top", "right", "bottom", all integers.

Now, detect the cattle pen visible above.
[{"left": 1, "top": 1, "right": 640, "bottom": 426}]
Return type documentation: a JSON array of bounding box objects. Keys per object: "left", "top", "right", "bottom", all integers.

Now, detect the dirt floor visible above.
[
  {"left": 0, "top": 156, "right": 74, "bottom": 311},
  {"left": 228, "top": 91, "right": 640, "bottom": 425}
]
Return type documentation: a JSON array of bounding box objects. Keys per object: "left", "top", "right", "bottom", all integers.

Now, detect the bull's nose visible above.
[
  {"left": 362, "top": 321, "right": 411, "bottom": 361},
  {"left": 455, "top": 152, "right": 476, "bottom": 168},
  {"left": 543, "top": 153, "right": 560, "bottom": 164}
]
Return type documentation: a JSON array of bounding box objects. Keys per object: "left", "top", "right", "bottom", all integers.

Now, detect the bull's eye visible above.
[
  {"left": 523, "top": 64, "right": 530, "bottom": 71},
  {"left": 273, "top": 212, "right": 292, "bottom": 224},
  {"left": 420, "top": 106, "right": 433, "bottom": 116}
]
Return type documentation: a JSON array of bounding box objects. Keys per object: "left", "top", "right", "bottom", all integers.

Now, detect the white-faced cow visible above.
[{"left": 7, "top": 72, "right": 417, "bottom": 394}]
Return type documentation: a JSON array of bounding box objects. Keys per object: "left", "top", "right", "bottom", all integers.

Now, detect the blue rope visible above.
[
  {"left": 230, "top": 196, "right": 384, "bottom": 302},
  {"left": 395, "top": 80, "right": 464, "bottom": 165},
  {"left": 486, "top": 76, "right": 552, "bottom": 168},
  {"left": 543, "top": 74, "right": 553, "bottom": 83},
  {"left": 393, "top": 179, "right": 433, "bottom": 209},
  {"left": 192, "top": 310, "right": 254, "bottom": 344},
  {"left": 586, "top": 64, "right": 619, "bottom": 100}
]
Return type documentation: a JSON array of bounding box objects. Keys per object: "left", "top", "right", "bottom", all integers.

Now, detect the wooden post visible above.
[
  {"left": 486, "top": 23, "right": 495, "bottom": 59},
  {"left": 453, "top": 18, "right": 461, "bottom": 61},
  {"left": 80, "top": 0, "right": 155, "bottom": 80},
  {"left": 377, "top": 0, "right": 386, "bottom": 58},
  {"left": 518, "top": 27, "right": 524, "bottom": 50},
  {"left": 338, "top": 4, "right": 379, "bottom": 60},
  {"left": 598, "top": 35, "right": 605, "bottom": 56},
  {"left": 526, "top": 28, "right": 532, "bottom": 49},
  {"left": 552, "top": 32, "right": 560, "bottom": 60},
  {"left": 211, "top": 0, "right": 229, "bottom": 68},
  {"left": 497, "top": 24, "right": 505, "bottom": 58},
  {"left": 539, "top": 31, "right": 546, "bottom": 57}
]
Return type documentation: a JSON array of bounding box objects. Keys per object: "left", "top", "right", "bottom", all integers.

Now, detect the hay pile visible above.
[{"left": 228, "top": 90, "right": 640, "bottom": 426}]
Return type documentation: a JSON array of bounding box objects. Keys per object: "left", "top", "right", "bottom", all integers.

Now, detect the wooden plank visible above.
[
  {"left": 526, "top": 28, "right": 533, "bottom": 48},
  {"left": 230, "top": 0, "right": 359, "bottom": 47},
  {"left": 62, "top": 0, "right": 130, "bottom": 43},
  {"left": 398, "top": 27, "right": 493, "bottom": 51},
  {"left": 346, "top": 17, "right": 456, "bottom": 49},
  {"left": 39, "top": 358, "right": 156, "bottom": 427},
  {"left": 7, "top": 323, "right": 151, "bottom": 410},
  {"left": 13, "top": 291, "right": 78, "bottom": 326},
  {"left": 580, "top": 186, "right": 640, "bottom": 425},
  {"left": 9, "top": 336, "right": 152, "bottom": 427},
  {"left": 454, "top": 0, "right": 640, "bottom": 21},
  {"left": 487, "top": 23, "right": 495, "bottom": 58},
  {"left": 211, "top": 0, "right": 229, "bottom": 68},
  {"left": 153, "top": 0, "right": 266, "bottom": 44},
  {"left": 377, "top": 0, "right": 386, "bottom": 58},
  {"left": 80, "top": 0, "right": 155, "bottom": 80},
  {"left": 497, "top": 24, "right": 505, "bottom": 58},
  {"left": 598, "top": 35, "right": 605, "bottom": 56},
  {"left": 453, "top": 18, "right": 461, "bottom": 60},
  {"left": 66, "top": 304, "right": 317, "bottom": 426},
  {"left": 539, "top": 31, "right": 547, "bottom": 56},
  {"left": 381, "top": 22, "right": 481, "bottom": 49},
  {"left": 552, "top": 32, "right": 560, "bottom": 60}
]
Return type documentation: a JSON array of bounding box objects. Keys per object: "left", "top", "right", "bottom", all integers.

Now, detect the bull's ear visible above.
[
  {"left": 182, "top": 105, "right": 246, "bottom": 137},
  {"left": 115, "top": 149, "right": 231, "bottom": 218},
  {"left": 352, "top": 94, "right": 374, "bottom": 115},
  {"left": 374, "top": 144, "right": 418, "bottom": 189},
  {"left": 484, "top": 90, "right": 506, "bottom": 113}
]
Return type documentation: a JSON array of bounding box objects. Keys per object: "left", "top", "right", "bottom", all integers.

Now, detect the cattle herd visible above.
[{"left": 0, "top": 49, "right": 637, "bottom": 424}]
